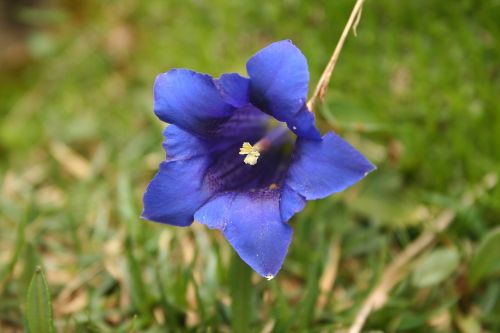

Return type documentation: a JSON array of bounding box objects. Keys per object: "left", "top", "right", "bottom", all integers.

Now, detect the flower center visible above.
[
  {"left": 239, "top": 142, "right": 261, "bottom": 165},
  {"left": 238, "top": 124, "right": 291, "bottom": 166},
  {"left": 205, "top": 111, "right": 294, "bottom": 193}
]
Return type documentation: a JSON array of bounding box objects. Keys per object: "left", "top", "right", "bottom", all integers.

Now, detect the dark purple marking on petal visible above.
[
  {"left": 204, "top": 140, "right": 292, "bottom": 193},
  {"left": 162, "top": 106, "right": 268, "bottom": 161}
]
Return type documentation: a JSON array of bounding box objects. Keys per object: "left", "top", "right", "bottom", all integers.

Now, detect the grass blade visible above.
[
  {"left": 469, "top": 227, "right": 500, "bottom": 288},
  {"left": 26, "top": 266, "right": 55, "bottom": 333}
]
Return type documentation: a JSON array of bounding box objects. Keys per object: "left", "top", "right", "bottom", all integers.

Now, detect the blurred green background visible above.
[{"left": 1, "top": 0, "right": 499, "bottom": 332}]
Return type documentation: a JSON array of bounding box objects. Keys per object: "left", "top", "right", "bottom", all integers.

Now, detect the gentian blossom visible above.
[{"left": 142, "top": 40, "right": 375, "bottom": 279}]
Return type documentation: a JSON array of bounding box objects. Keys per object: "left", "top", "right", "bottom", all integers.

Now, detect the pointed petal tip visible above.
[
  {"left": 287, "top": 106, "right": 322, "bottom": 140},
  {"left": 364, "top": 162, "right": 377, "bottom": 176},
  {"left": 195, "top": 192, "right": 292, "bottom": 278},
  {"left": 142, "top": 158, "right": 213, "bottom": 227},
  {"left": 141, "top": 204, "right": 195, "bottom": 227},
  {"left": 286, "top": 131, "right": 375, "bottom": 200}
]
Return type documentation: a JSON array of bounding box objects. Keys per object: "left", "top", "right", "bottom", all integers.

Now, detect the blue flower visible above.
[{"left": 142, "top": 40, "right": 375, "bottom": 279}]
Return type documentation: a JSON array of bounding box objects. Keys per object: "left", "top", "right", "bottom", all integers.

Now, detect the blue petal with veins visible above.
[{"left": 143, "top": 40, "right": 375, "bottom": 278}]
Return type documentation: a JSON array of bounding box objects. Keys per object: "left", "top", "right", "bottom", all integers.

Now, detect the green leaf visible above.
[
  {"left": 456, "top": 313, "right": 482, "bottom": 333},
  {"left": 26, "top": 266, "right": 55, "bottom": 333},
  {"left": 412, "top": 248, "right": 460, "bottom": 288},
  {"left": 469, "top": 227, "right": 500, "bottom": 287}
]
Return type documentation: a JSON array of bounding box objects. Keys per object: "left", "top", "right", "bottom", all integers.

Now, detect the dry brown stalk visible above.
[
  {"left": 307, "top": 0, "right": 365, "bottom": 112},
  {"left": 346, "top": 173, "right": 497, "bottom": 333}
]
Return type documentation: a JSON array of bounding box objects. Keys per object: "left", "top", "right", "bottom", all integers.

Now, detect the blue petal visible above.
[
  {"left": 194, "top": 191, "right": 293, "bottom": 278},
  {"left": 213, "top": 105, "right": 268, "bottom": 142},
  {"left": 162, "top": 125, "right": 212, "bottom": 160},
  {"left": 246, "top": 40, "right": 320, "bottom": 139},
  {"left": 286, "top": 132, "right": 376, "bottom": 200},
  {"left": 162, "top": 124, "right": 241, "bottom": 161},
  {"left": 142, "top": 157, "right": 214, "bottom": 226},
  {"left": 154, "top": 69, "right": 234, "bottom": 136},
  {"left": 162, "top": 107, "right": 268, "bottom": 163},
  {"left": 280, "top": 184, "right": 306, "bottom": 222},
  {"left": 214, "top": 73, "right": 250, "bottom": 108},
  {"left": 286, "top": 106, "right": 321, "bottom": 140}
]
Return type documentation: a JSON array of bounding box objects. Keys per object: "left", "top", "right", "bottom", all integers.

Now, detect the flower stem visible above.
[
  {"left": 307, "top": 0, "right": 366, "bottom": 112},
  {"left": 229, "top": 253, "right": 253, "bottom": 333}
]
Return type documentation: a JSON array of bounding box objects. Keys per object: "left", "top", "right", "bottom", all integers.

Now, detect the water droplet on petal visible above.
[{"left": 265, "top": 273, "right": 274, "bottom": 280}]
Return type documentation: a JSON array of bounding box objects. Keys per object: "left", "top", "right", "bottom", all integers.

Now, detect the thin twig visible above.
[
  {"left": 307, "top": 0, "right": 365, "bottom": 112},
  {"left": 346, "top": 173, "right": 497, "bottom": 333},
  {"left": 316, "top": 237, "right": 341, "bottom": 310},
  {"left": 352, "top": 6, "right": 364, "bottom": 36},
  {"left": 347, "top": 210, "right": 454, "bottom": 333}
]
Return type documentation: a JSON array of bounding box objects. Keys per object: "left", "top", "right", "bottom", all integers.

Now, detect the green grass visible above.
[{"left": 1, "top": 0, "right": 499, "bottom": 332}]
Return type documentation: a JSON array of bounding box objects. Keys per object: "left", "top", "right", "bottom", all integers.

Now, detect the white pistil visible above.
[{"left": 239, "top": 142, "right": 260, "bottom": 166}]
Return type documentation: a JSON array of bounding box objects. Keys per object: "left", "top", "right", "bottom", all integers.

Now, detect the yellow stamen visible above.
[{"left": 239, "top": 142, "right": 260, "bottom": 166}]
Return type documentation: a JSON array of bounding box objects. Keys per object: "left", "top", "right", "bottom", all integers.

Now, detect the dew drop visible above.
[{"left": 265, "top": 273, "right": 274, "bottom": 281}]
